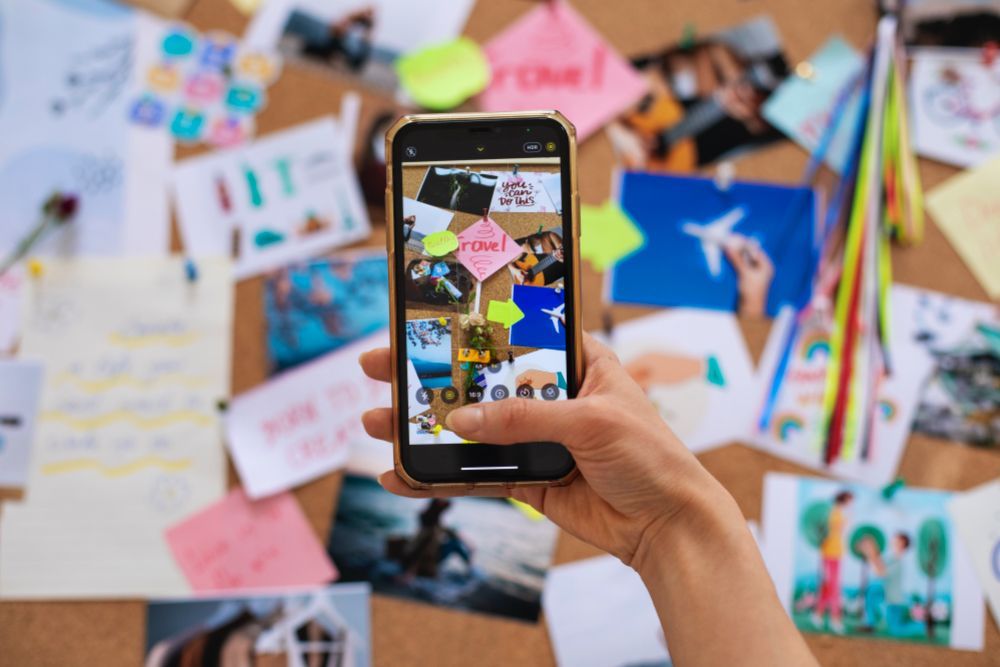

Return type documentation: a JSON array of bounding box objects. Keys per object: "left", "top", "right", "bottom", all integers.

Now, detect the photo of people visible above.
[
  {"left": 508, "top": 227, "right": 565, "bottom": 287},
  {"left": 402, "top": 196, "right": 455, "bottom": 255},
  {"left": 607, "top": 16, "right": 789, "bottom": 170},
  {"left": 763, "top": 474, "right": 985, "bottom": 649},
  {"left": 264, "top": 252, "right": 389, "bottom": 374},
  {"left": 328, "top": 475, "right": 559, "bottom": 622}
]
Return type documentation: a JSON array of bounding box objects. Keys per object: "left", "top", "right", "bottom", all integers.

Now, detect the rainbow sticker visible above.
[
  {"left": 773, "top": 414, "right": 805, "bottom": 442},
  {"left": 877, "top": 398, "right": 897, "bottom": 422},
  {"left": 799, "top": 330, "right": 830, "bottom": 361}
]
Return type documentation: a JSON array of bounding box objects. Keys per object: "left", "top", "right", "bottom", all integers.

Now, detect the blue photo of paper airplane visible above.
[
  {"left": 510, "top": 285, "right": 567, "bottom": 350},
  {"left": 609, "top": 171, "right": 819, "bottom": 316}
]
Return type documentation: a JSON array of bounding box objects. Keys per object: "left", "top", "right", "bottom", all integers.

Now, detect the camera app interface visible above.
[{"left": 400, "top": 156, "right": 568, "bottom": 445}]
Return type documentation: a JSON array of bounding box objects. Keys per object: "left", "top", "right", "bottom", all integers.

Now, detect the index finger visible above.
[{"left": 359, "top": 347, "right": 392, "bottom": 383}]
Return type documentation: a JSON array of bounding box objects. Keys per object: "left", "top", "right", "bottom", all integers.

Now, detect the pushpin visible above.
[
  {"left": 602, "top": 310, "right": 615, "bottom": 339},
  {"left": 184, "top": 258, "right": 199, "bottom": 282},
  {"left": 507, "top": 350, "right": 514, "bottom": 365},
  {"left": 714, "top": 161, "right": 735, "bottom": 192},
  {"left": 513, "top": 163, "right": 519, "bottom": 176},
  {"left": 794, "top": 60, "right": 816, "bottom": 81},
  {"left": 216, "top": 398, "right": 229, "bottom": 413},
  {"left": 27, "top": 259, "right": 45, "bottom": 279},
  {"left": 881, "top": 477, "right": 905, "bottom": 500},
  {"left": 680, "top": 22, "right": 697, "bottom": 50}
]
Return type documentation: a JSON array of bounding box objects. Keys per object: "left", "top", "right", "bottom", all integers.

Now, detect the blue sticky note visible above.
[
  {"left": 761, "top": 36, "right": 865, "bottom": 174},
  {"left": 510, "top": 285, "right": 566, "bottom": 350},
  {"left": 609, "top": 171, "right": 818, "bottom": 317}
]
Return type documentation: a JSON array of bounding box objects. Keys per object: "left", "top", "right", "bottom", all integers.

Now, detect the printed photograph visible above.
[
  {"left": 145, "top": 584, "right": 370, "bottom": 667},
  {"left": 508, "top": 227, "right": 565, "bottom": 287},
  {"left": 416, "top": 166, "right": 499, "bottom": 215},
  {"left": 404, "top": 258, "right": 474, "bottom": 309},
  {"left": 328, "top": 475, "right": 558, "bottom": 622},
  {"left": 401, "top": 196, "right": 455, "bottom": 255},
  {"left": 264, "top": 252, "right": 389, "bottom": 374},
  {"left": 405, "top": 317, "right": 453, "bottom": 389},
  {"left": 607, "top": 16, "right": 789, "bottom": 170}
]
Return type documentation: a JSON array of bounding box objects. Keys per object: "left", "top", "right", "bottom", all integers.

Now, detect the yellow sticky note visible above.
[
  {"left": 396, "top": 37, "right": 490, "bottom": 111},
  {"left": 926, "top": 156, "right": 1000, "bottom": 300},
  {"left": 422, "top": 230, "right": 458, "bottom": 257},
  {"left": 580, "top": 200, "right": 646, "bottom": 271},
  {"left": 229, "top": 0, "right": 263, "bottom": 15},
  {"left": 507, "top": 498, "right": 545, "bottom": 521}
]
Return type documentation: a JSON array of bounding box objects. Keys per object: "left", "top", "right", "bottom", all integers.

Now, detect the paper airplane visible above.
[{"left": 680, "top": 207, "right": 747, "bottom": 277}]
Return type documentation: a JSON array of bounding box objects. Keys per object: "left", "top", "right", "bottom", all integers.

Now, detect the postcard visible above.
[
  {"left": 608, "top": 171, "right": 818, "bottom": 317},
  {"left": 476, "top": 0, "right": 647, "bottom": 141},
  {"left": 948, "top": 480, "right": 1000, "bottom": 631},
  {"left": 608, "top": 309, "right": 756, "bottom": 452},
  {"left": 146, "top": 583, "right": 370, "bottom": 667},
  {"left": 911, "top": 48, "right": 1000, "bottom": 168},
  {"left": 173, "top": 112, "right": 370, "bottom": 279},
  {"left": 608, "top": 16, "right": 789, "bottom": 170},
  {"left": 245, "top": 0, "right": 474, "bottom": 92},
  {"left": 328, "top": 475, "right": 558, "bottom": 622},
  {"left": 510, "top": 285, "right": 567, "bottom": 350},
  {"left": 0, "top": 0, "right": 171, "bottom": 260},
  {"left": 0, "top": 258, "right": 231, "bottom": 598},
  {"left": 762, "top": 36, "right": 866, "bottom": 174},
  {"left": 762, "top": 473, "right": 984, "bottom": 650},
  {"left": 900, "top": 1, "right": 1000, "bottom": 47},
  {"left": 544, "top": 555, "right": 670, "bottom": 667},
  {"left": 227, "top": 331, "right": 391, "bottom": 499},
  {"left": 0, "top": 360, "right": 44, "bottom": 488},
  {"left": 489, "top": 171, "right": 557, "bottom": 213},
  {"left": 264, "top": 251, "right": 389, "bottom": 374},
  {"left": 405, "top": 318, "right": 453, "bottom": 389}
]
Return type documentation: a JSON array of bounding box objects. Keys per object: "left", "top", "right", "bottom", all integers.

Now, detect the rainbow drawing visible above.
[
  {"left": 773, "top": 414, "right": 805, "bottom": 442},
  {"left": 799, "top": 331, "right": 830, "bottom": 361},
  {"left": 877, "top": 398, "right": 897, "bottom": 422}
]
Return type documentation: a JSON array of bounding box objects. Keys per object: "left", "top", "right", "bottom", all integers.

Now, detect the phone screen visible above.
[{"left": 390, "top": 116, "right": 577, "bottom": 483}]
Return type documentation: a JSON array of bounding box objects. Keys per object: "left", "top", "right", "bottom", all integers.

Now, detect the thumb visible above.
[{"left": 445, "top": 398, "right": 583, "bottom": 446}]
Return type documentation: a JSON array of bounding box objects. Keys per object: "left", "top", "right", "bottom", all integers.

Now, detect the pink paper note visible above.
[
  {"left": 166, "top": 487, "right": 337, "bottom": 592},
  {"left": 477, "top": 0, "right": 647, "bottom": 140},
  {"left": 455, "top": 216, "right": 522, "bottom": 281}
]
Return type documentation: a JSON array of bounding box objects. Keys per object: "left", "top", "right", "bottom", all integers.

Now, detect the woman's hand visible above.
[{"left": 359, "top": 333, "right": 724, "bottom": 570}]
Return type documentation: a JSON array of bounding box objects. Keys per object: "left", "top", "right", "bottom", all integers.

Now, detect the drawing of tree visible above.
[
  {"left": 849, "top": 525, "right": 886, "bottom": 622},
  {"left": 918, "top": 518, "right": 949, "bottom": 639},
  {"left": 800, "top": 500, "right": 831, "bottom": 593}
]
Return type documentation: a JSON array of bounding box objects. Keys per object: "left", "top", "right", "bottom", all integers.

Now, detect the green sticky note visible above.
[
  {"left": 422, "top": 230, "right": 458, "bottom": 257},
  {"left": 486, "top": 298, "right": 524, "bottom": 329},
  {"left": 395, "top": 37, "right": 490, "bottom": 111},
  {"left": 580, "top": 200, "right": 646, "bottom": 271}
]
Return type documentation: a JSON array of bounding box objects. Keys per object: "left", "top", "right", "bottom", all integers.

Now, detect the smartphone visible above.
[{"left": 385, "top": 111, "right": 582, "bottom": 490}]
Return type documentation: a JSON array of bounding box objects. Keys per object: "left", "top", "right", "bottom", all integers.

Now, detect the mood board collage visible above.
[{"left": 1, "top": 0, "right": 999, "bottom": 666}]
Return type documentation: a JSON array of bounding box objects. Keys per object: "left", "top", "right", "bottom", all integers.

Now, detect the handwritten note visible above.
[
  {"left": 926, "top": 156, "right": 1000, "bottom": 299},
  {"left": 0, "top": 360, "right": 43, "bottom": 488},
  {"left": 455, "top": 217, "right": 522, "bottom": 281},
  {"left": 173, "top": 110, "right": 370, "bottom": 279},
  {"left": 580, "top": 200, "right": 645, "bottom": 270},
  {"left": 226, "top": 331, "right": 390, "bottom": 499},
  {"left": 422, "top": 230, "right": 459, "bottom": 257},
  {"left": 477, "top": 0, "right": 647, "bottom": 140},
  {"left": 0, "top": 258, "right": 232, "bottom": 598},
  {"left": 396, "top": 37, "right": 490, "bottom": 111},
  {"left": 949, "top": 481, "right": 1000, "bottom": 631},
  {"left": 0, "top": 266, "right": 23, "bottom": 355},
  {"left": 489, "top": 172, "right": 556, "bottom": 213},
  {"left": 166, "top": 487, "right": 337, "bottom": 592}
]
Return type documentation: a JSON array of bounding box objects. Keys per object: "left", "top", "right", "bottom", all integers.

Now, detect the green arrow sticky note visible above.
[
  {"left": 395, "top": 37, "right": 491, "bottom": 111},
  {"left": 580, "top": 200, "right": 646, "bottom": 271},
  {"left": 422, "top": 230, "right": 458, "bottom": 257},
  {"left": 486, "top": 298, "right": 524, "bottom": 329}
]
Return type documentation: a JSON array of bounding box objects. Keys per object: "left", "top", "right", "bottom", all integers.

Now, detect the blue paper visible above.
[
  {"left": 761, "top": 36, "right": 865, "bottom": 174},
  {"left": 265, "top": 253, "right": 389, "bottom": 374},
  {"left": 609, "top": 171, "right": 818, "bottom": 317},
  {"left": 510, "top": 285, "right": 566, "bottom": 350}
]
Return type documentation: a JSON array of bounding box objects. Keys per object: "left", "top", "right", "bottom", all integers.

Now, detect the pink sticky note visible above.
[
  {"left": 166, "top": 488, "right": 337, "bottom": 592},
  {"left": 456, "top": 216, "right": 522, "bottom": 281},
  {"left": 477, "top": 0, "right": 647, "bottom": 140}
]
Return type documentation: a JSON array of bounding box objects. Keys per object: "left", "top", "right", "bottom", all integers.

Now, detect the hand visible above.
[
  {"left": 359, "top": 333, "right": 726, "bottom": 570},
  {"left": 724, "top": 234, "right": 774, "bottom": 318}
]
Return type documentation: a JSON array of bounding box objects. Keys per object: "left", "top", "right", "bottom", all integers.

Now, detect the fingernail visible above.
[{"left": 446, "top": 406, "right": 483, "bottom": 433}]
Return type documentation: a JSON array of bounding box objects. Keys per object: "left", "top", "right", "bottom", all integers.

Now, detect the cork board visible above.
[{"left": 0, "top": 0, "right": 998, "bottom": 665}]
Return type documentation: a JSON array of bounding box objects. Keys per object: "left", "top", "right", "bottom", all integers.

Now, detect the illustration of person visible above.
[
  {"left": 812, "top": 490, "right": 853, "bottom": 633},
  {"left": 723, "top": 234, "right": 774, "bottom": 318},
  {"left": 860, "top": 532, "right": 921, "bottom": 636}
]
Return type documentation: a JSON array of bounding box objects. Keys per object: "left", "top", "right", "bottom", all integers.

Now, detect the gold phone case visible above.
[{"left": 385, "top": 110, "right": 583, "bottom": 492}]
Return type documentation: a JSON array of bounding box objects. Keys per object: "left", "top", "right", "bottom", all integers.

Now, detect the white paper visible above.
[
  {"left": 949, "top": 481, "right": 1000, "bottom": 632},
  {"left": 173, "top": 111, "right": 370, "bottom": 279},
  {"left": 0, "top": 258, "right": 232, "bottom": 598},
  {"left": 481, "top": 348, "right": 568, "bottom": 403},
  {"left": 0, "top": 266, "right": 24, "bottom": 355},
  {"left": 608, "top": 309, "right": 756, "bottom": 452},
  {"left": 544, "top": 555, "right": 669, "bottom": 667},
  {"left": 226, "top": 330, "right": 390, "bottom": 499},
  {"left": 0, "top": 2, "right": 171, "bottom": 258},
  {"left": 911, "top": 48, "right": 1000, "bottom": 168},
  {"left": 762, "top": 473, "right": 985, "bottom": 651},
  {"left": 0, "top": 360, "right": 44, "bottom": 488},
  {"left": 489, "top": 171, "right": 557, "bottom": 213}
]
